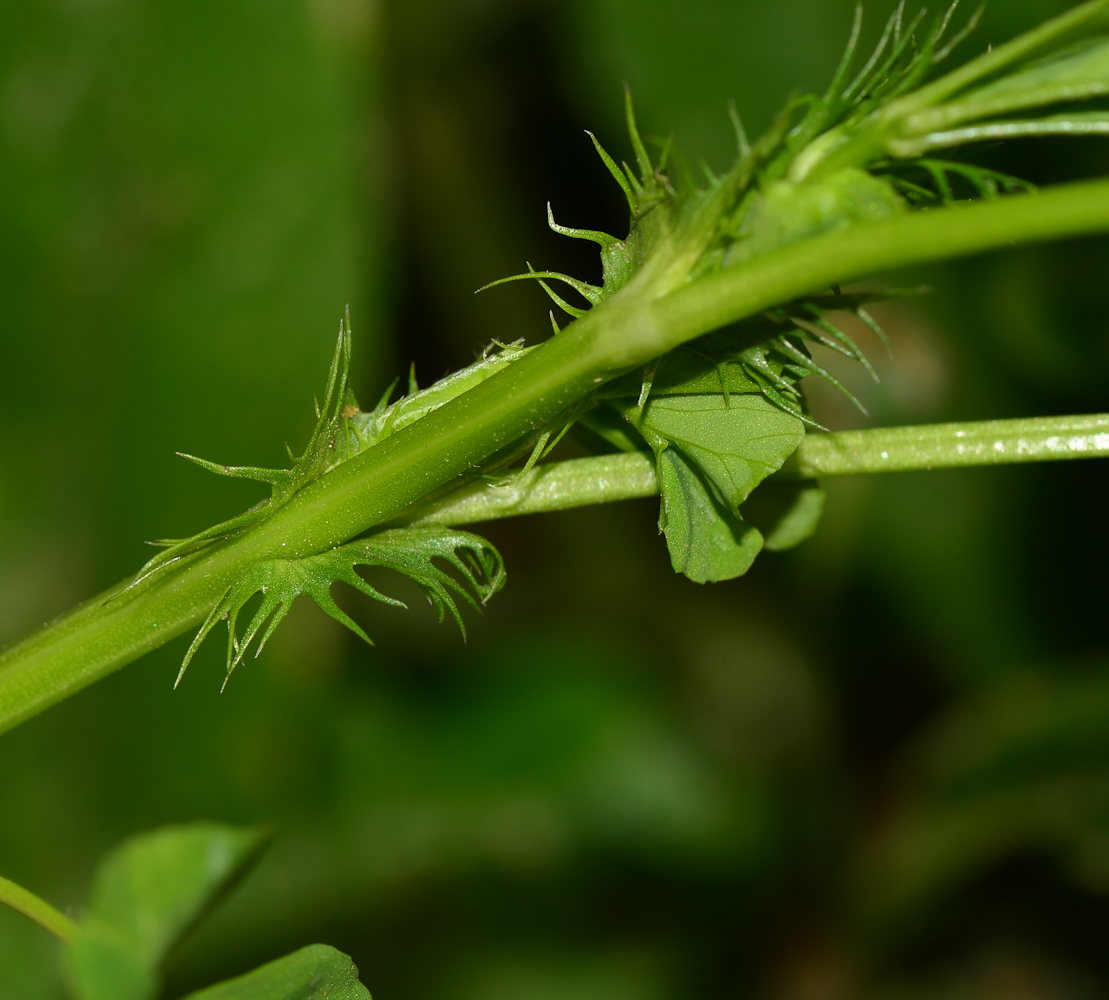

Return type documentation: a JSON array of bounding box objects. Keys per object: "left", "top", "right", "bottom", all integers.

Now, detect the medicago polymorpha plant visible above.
[{"left": 3, "top": 0, "right": 1109, "bottom": 733}]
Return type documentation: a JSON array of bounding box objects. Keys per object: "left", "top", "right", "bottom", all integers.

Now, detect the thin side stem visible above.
[
  {"left": 3, "top": 181, "right": 1109, "bottom": 734},
  {"left": 400, "top": 454, "right": 661, "bottom": 526},
  {"left": 787, "top": 412, "right": 1109, "bottom": 477},
  {"left": 0, "top": 874, "right": 78, "bottom": 944},
  {"left": 401, "top": 414, "right": 1109, "bottom": 527}
]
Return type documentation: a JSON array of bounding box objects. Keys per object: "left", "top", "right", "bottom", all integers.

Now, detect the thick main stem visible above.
[{"left": 3, "top": 181, "right": 1109, "bottom": 734}]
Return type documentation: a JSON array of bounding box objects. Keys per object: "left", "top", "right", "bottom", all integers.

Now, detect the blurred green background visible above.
[{"left": 2, "top": 1, "right": 1109, "bottom": 997}]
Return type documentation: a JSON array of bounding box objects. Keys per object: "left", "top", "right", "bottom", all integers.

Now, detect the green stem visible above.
[
  {"left": 649, "top": 179, "right": 1109, "bottom": 350},
  {"left": 400, "top": 454, "right": 662, "bottom": 525},
  {"left": 0, "top": 874, "right": 78, "bottom": 945},
  {"left": 400, "top": 413, "right": 1109, "bottom": 526},
  {"left": 787, "top": 412, "right": 1109, "bottom": 477},
  {"left": 3, "top": 181, "right": 1109, "bottom": 735}
]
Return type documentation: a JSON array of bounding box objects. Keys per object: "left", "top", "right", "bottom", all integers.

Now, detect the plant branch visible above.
[
  {"left": 400, "top": 454, "right": 662, "bottom": 526},
  {"left": 400, "top": 413, "right": 1109, "bottom": 527},
  {"left": 786, "top": 412, "right": 1109, "bottom": 477},
  {"left": 0, "top": 874, "right": 78, "bottom": 944},
  {"left": 3, "top": 182, "right": 1109, "bottom": 735}
]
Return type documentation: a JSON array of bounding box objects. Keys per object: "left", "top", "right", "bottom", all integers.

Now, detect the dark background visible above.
[{"left": 2, "top": 1, "right": 1109, "bottom": 998}]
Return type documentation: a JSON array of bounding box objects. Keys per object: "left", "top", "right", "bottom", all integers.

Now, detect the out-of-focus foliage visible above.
[
  {"left": 65, "top": 825, "right": 271, "bottom": 1000},
  {"left": 11, "top": 821, "right": 370, "bottom": 1000},
  {"left": 1, "top": 3, "right": 1109, "bottom": 1000},
  {"left": 182, "top": 945, "right": 370, "bottom": 1000}
]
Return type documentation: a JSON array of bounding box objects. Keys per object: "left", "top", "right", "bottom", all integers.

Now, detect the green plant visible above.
[
  {"left": 1, "top": 824, "right": 371, "bottom": 999},
  {"left": 4, "top": 2, "right": 1109, "bottom": 994}
]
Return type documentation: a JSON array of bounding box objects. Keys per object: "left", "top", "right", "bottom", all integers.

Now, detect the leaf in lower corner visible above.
[
  {"left": 66, "top": 824, "right": 270, "bottom": 1000},
  {"left": 181, "top": 944, "right": 371, "bottom": 999}
]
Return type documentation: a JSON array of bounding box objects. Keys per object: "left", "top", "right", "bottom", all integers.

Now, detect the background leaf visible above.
[
  {"left": 181, "top": 945, "right": 370, "bottom": 1000},
  {"left": 66, "top": 824, "right": 269, "bottom": 1000}
]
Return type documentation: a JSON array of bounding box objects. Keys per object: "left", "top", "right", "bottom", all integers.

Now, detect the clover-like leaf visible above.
[
  {"left": 636, "top": 394, "right": 806, "bottom": 514},
  {"left": 179, "top": 527, "right": 505, "bottom": 688},
  {"left": 624, "top": 393, "right": 807, "bottom": 583},
  {"left": 655, "top": 446, "right": 765, "bottom": 584}
]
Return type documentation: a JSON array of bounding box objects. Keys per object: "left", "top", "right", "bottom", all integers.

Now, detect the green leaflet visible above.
[
  {"left": 637, "top": 395, "right": 806, "bottom": 513},
  {"left": 595, "top": 318, "right": 837, "bottom": 581},
  {"left": 654, "top": 447, "right": 764, "bottom": 584},
  {"left": 621, "top": 394, "right": 807, "bottom": 583},
  {"left": 178, "top": 527, "right": 505, "bottom": 688},
  {"left": 65, "top": 825, "right": 270, "bottom": 1000},
  {"left": 181, "top": 944, "right": 371, "bottom": 1000}
]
